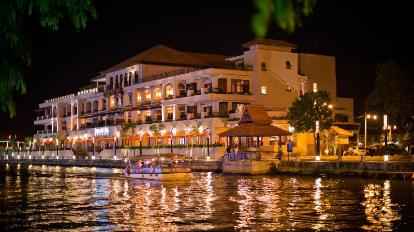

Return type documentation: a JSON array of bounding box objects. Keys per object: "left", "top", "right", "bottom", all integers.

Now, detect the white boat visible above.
[{"left": 125, "top": 160, "right": 192, "bottom": 181}]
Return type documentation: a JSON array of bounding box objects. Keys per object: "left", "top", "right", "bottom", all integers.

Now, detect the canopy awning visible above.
[
  {"left": 219, "top": 123, "right": 292, "bottom": 137},
  {"left": 331, "top": 126, "right": 353, "bottom": 137}
]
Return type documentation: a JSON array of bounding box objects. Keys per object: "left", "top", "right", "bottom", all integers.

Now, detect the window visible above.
[
  {"left": 136, "top": 92, "right": 142, "bottom": 103},
  {"left": 231, "top": 79, "right": 249, "bottom": 93},
  {"left": 115, "top": 76, "right": 119, "bottom": 88},
  {"left": 286, "top": 61, "right": 292, "bottom": 69},
  {"left": 261, "top": 86, "right": 267, "bottom": 94},
  {"left": 165, "top": 85, "right": 174, "bottom": 98},
  {"left": 109, "top": 77, "right": 113, "bottom": 89},
  {"left": 134, "top": 71, "right": 139, "bottom": 84},
  {"left": 109, "top": 95, "right": 115, "bottom": 109},
  {"left": 261, "top": 62, "right": 267, "bottom": 71},
  {"left": 123, "top": 73, "right": 128, "bottom": 86},
  {"left": 127, "top": 93, "right": 132, "bottom": 106}
]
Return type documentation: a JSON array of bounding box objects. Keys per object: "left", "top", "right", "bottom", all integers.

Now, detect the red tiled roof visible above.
[
  {"left": 103, "top": 44, "right": 232, "bottom": 73},
  {"left": 242, "top": 39, "right": 297, "bottom": 49}
]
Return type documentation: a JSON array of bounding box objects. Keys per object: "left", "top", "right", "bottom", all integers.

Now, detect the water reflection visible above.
[
  {"left": 361, "top": 180, "right": 401, "bottom": 231},
  {"left": 0, "top": 165, "right": 411, "bottom": 231}
]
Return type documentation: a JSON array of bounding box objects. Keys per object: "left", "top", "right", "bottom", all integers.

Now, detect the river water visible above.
[{"left": 0, "top": 164, "right": 413, "bottom": 231}]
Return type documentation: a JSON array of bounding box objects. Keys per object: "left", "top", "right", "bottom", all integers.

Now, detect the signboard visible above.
[{"left": 94, "top": 127, "right": 109, "bottom": 137}]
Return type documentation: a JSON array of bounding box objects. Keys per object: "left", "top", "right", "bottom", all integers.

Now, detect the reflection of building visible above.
[{"left": 33, "top": 39, "right": 354, "bottom": 157}]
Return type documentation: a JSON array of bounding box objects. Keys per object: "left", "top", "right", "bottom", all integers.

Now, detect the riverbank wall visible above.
[
  {"left": 277, "top": 160, "right": 414, "bottom": 179},
  {"left": 0, "top": 158, "right": 222, "bottom": 172}
]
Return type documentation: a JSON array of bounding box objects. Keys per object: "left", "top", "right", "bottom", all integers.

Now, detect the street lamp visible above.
[
  {"left": 170, "top": 128, "right": 174, "bottom": 154},
  {"left": 383, "top": 114, "right": 388, "bottom": 162},
  {"left": 364, "top": 113, "right": 378, "bottom": 153},
  {"left": 55, "top": 138, "right": 59, "bottom": 159},
  {"left": 92, "top": 137, "right": 95, "bottom": 160},
  {"left": 206, "top": 127, "right": 210, "bottom": 159},
  {"left": 315, "top": 121, "right": 320, "bottom": 160},
  {"left": 139, "top": 129, "right": 143, "bottom": 156}
]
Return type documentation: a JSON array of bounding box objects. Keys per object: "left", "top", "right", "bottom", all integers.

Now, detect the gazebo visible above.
[{"left": 219, "top": 105, "right": 292, "bottom": 160}]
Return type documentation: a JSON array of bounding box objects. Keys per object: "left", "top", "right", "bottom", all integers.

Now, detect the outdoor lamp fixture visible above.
[
  {"left": 364, "top": 113, "right": 378, "bottom": 152},
  {"left": 315, "top": 121, "right": 321, "bottom": 161},
  {"left": 206, "top": 127, "right": 211, "bottom": 158},
  {"left": 383, "top": 114, "right": 389, "bottom": 162},
  {"left": 55, "top": 138, "right": 59, "bottom": 158},
  {"left": 113, "top": 133, "right": 118, "bottom": 160},
  {"left": 139, "top": 129, "right": 143, "bottom": 156},
  {"left": 170, "top": 128, "right": 174, "bottom": 153}
]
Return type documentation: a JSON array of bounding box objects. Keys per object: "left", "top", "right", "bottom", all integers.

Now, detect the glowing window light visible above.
[{"left": 261, "top": 86, "right": 267, "bottom": 94}]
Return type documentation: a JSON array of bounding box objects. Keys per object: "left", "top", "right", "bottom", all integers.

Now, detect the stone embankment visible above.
[
  {"left": 0, "top": 158, "right": 222, "bottom": 172},
  {"left": 277, "top": 160, "right": 414, "bottom": 179}
]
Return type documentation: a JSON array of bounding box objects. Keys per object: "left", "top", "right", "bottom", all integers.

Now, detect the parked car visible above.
[{"left": 366, "top": 144, "right": 404, "bottom": 156}]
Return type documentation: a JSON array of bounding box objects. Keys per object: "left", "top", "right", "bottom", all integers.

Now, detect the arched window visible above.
[
  {"left": 261, "top": 62, "right": 267, "bottom": 71},
  {"left": 109, "top": 77, "right": 113, "bottom": 89},
  {"left": 73, "top": 103, "right": 78, "bottom": 115},
  {"left": 178, "top": 83, "right": 186, "bottom": 97},
  {"left": 128, "top": 72, "right": 132, "bottom": 86},
  {"left": 86, "top": 102, "right": 92, "bottom": 113},
  {"left": 93, "top": 100, "right": 99, "bottom": 112},
  {"left": 134, "top": 71, "right": 139, "bottom": 84},
  {"left": 101, "top": 99, "right": 106, "bottom": 111},
  {"left": 164, "top": 84, "right": 174, "bottom": 99},
  {"left": 136, "top": 91, "right": 142, "bottom": 104},
  {"left": 115, "top": 75, "right": 119, "bottom": 88},
  {"left": 124, "top": 73, "right": 128, "bottom": 86},
  {"left": 153, "top": 88, "right": 161, "bottom": 101},
  {"left": 144, "top": 90, "right": 151, "bottom": 102}
]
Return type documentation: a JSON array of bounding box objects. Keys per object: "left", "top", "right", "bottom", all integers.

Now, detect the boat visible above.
[{"left": 124, "top": 154, "right": 193, "bottom": 181}]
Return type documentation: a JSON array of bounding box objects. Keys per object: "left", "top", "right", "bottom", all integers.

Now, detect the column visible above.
[
  {"left": 161, "top": 105, "right": 165, "bottom": 122},
  {"left": 212, "top": 101, "right": 219, "bottom": 114},
  {"left": 172, "top": 104, "right": 178, "bottom": 120}
]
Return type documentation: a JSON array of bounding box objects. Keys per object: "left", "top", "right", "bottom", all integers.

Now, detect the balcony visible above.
[{"left": 36, "top": 129, "right": 57, "bottom": 134}]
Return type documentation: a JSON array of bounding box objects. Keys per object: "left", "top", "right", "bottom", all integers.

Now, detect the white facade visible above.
[{"left": 33, "top": 39, "right": 354, "bottom": 158}]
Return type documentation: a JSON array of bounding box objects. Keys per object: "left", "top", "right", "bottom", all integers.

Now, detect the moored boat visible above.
[{"left": 125, "top": 154, "right": 192, "bottom": 181}]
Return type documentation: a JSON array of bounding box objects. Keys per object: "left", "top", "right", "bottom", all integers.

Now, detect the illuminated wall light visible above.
[
  {"left": 261, "top": 86, "right": 267, "bottom": 94},
  {"left": 160, "top": 129, "right": 166, "bottom": 135},
  {"left": 313, "top": 83, "right": 318, "bottom": 92},
  {"left": 92, "top": 156, "right": 95, "bottom": 160},
  {"left": 315, "top": 156, "right": 321, "bottom": 161},
  {"left": 73, "top": 156, "right": 76, "bottom": 160},
  {"left": 384, "top": 155, "right": 389, "bottom": 162}
]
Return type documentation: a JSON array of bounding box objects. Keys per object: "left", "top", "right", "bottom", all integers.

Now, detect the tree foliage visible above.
[
  {"left": 367, "top": 60, "right": 414, "bottom": 146},
  {"left": 0, "top": 0, "right": 96, "bottom": 117},
  {"left": 252, "top": 0, "right": 317, "bottom": 37},
  {"left": 149, "top": 124, "right": 165, "bottom": 136},
  {"left": 287, "top": 91, "right": 334, "bottom": 133}
]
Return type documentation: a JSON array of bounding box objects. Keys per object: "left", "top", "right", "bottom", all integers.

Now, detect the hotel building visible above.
[{"left": 33, "top": 39, "right": 354, "bottom": 158}]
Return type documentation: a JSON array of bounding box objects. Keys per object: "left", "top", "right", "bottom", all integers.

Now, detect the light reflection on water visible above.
[{"left": 0, "top": 164, "right": 413, "bottom": 231}]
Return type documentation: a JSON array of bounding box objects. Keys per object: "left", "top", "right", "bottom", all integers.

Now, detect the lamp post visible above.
[
  {"left": 364, "top": 113, "right": 378, "bottom": 153},
  {"left": 55, "top": 138, "right": 59, "bottom": 159},
  {"left": 315, "top": 121, "right": 320, "bottom": 160},
  {"left": 113, "top": 134, "right": 117, "bottom": 160},
  {"left": 139, "top": 129, "right": 143, "bottom": 156},
  {"left": 383, "top": 114, "right": 388, "bottom": 162},
  {"left": 206, "top": 127, "right": 210, "bottom": 158},
  {"left": 92, "top": 137, "right": 95, "bottom": 159}
]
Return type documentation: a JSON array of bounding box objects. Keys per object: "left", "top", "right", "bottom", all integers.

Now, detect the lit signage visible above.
[{"left": 94, "top": 127, "right": 109, "bottom": 137}]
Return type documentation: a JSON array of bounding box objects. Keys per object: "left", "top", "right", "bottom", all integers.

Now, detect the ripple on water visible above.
[{"left": 0, "top": 164, "right": 413, "bottom": 231}]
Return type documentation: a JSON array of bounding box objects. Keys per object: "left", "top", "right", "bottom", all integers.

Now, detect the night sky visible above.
[{"left": 1, "top": 0, "right": 413, "bottom": 139}]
